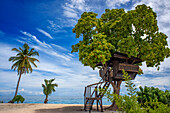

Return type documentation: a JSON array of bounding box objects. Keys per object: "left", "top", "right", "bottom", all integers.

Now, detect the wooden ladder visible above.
[{"left": 84, "top": 81, "right": 110, "bottom": 112}]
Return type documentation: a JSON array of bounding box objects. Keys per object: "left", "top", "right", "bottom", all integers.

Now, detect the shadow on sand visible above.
[
  {"left": 35, "top": 106, "right": 85, "bottom": 113},
  {"left": 35, "top": 105, "right": 106, "bottom": 113}
]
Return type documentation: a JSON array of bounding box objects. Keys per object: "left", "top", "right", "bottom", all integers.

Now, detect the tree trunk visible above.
[
  {"left": 44, "top": 95, "right": 48, "bottom": 104},
  {"left": 106, "top": 80, "right": 122, "bottom": 110},
  {"left": 8, "top": 72, "right": 22, "bottom": 103},
  {"left": 14, "top": 72, "right": 22, "bottom": 97}
]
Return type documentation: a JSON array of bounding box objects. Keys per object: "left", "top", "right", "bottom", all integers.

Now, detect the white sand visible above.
[{"left": 0, "top": 103, "right": 118, "bottom": 113}]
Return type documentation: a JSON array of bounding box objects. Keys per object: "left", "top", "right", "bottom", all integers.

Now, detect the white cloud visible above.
[
  {"left": 134, "top": 75, "right": 170, "bottom": 90},
  {"left": 51, "top": 44, "right": 69, "bottom": 52},
  {"left": 64, "top": 9, "right": 78, "bottom": 18},
  {"left": 0, "top": 43, "right": 17, "bottom": 70},
  {"left": 20, "top": 31, "right": 73, "bottom": 61},
  {"left": 62, "top": 0, "right": 91, "bottom": 27},
  {"left": 37, "top": 28, "right": 53, "bottom": 39},
  {"left": 47, "top": 20, "right": 67, "bottom": 33},
  {"left": 21, "top": 31, "right": 52, "bottom": 48},
  {"left": 106, "top": 0, "right": 131, "bottom": 8},
  {"left": 20, "top": 88, "right": 24, "bottom": 92},
  {"left": 0, "top": 90, "right": 14, "bottom": 93}
]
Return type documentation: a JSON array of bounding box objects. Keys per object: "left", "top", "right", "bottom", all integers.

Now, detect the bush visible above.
[
  {"left": 143, "top": 100, "right": 170, "bottom": 113},
  {"left": 137, "top": 86, "right": 170, "bottom": 106},
  {"left": 0, "top": 101, "right": 3, "bottom": 103},
  {"left": 104, "top": 70, "right": 170, "bottom": 113},
  {"left": 12, "top": 95, "right": 25, "bottom": 103}
]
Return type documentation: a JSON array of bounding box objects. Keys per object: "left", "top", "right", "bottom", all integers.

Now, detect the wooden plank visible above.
[
  {"left": 87, "top": 82, "right": 104, "bottom": 87},
  {"left": 113, "top": 54, "right": 129, "bottom": 59},
  {"left": 118, "top": 63, "right": 139, "bottom": 72},
  {"left": 86, "top": 97, "right": 100, "bottom": 100},
  {"left": 113, "top": 60, "right": 119, "bottom": 77}
]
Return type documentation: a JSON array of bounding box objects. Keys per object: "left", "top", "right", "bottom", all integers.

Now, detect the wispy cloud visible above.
[
  {"left": 20, "top": 31, "right": 52, "bottom": 48},
  {"left": 106, "top": 0, "right": 131, "bottom": 8},
  {"left": 62, "top": 0, "right": 91, "bottom": 27},
  {"left": 51, "top": 44, "right": 69, "bottom": 52},
  {"left": 47, "top": 20, "right": 67, "bottom": 33},
  {"left": 20, "top": 30, "right": 72, "bottom": 61},
  {"left": 63, "top": 0, "right": 91, "bottom": 18},
  {"left": 36, "top": 28, "right": 53, "bottom": 39}
]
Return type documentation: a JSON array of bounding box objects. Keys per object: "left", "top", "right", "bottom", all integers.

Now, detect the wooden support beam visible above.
[{"left": 87, "top": 82, "right": 104, "bottom": 87}]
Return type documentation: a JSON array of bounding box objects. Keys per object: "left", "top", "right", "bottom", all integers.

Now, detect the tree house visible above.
[
  {"left": 84, "top": 52, "right": 142, "bottom": 112},
  {"left": 97, "top": 52, "right": 142, "bottom": 81}
]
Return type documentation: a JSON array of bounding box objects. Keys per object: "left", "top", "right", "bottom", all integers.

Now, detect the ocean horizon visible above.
[{"left": 0, "top": 95, "right": 112, "bottom": 105}]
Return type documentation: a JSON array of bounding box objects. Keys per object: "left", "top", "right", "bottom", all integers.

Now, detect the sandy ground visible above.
[{"left": 0, "top": 103, "right": 118, "bottom": 113}]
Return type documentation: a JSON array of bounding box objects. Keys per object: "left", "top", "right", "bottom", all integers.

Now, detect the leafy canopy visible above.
[
  {"left": 9, "top": 43, "right": 39, "bottom": 75},
  {"left": 71, "top": 4, "right": 170, "bottom": 69}
]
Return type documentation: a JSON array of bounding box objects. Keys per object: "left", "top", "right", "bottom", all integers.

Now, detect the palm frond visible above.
[
  {"left": 44, "top": 79, "right": 48, "bottom": 86},
  {"left": 12, "top": 48, "right": 21, "bottom": 53},
  {"left": 9, "top": 56, "right": 17, "bottom": 61},
  {"left": 42, "top": 84, "right": 46, "bottom": 88},
  {"left": 9, "top": 43, "right": 39, "bottom": 75},
  {"left": 49, "top": 78, "right": 55, "bottom": 84},
  {"left": 29, "top": 57, "right": 40, "bottom": 62},
  {"left": 42, "top": 78, "right": 58, "bottom": 96},
  {"left": 19, "top": 47, "right": 24, "bottom": 53},
  {"left": 29, "top": 51, "right": 39, "bottom": 56}
]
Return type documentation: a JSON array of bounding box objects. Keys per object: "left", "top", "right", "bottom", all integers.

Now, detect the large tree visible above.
[
  {"left": 71, "top": 4, "right": 170, "bottom": 109},
  {"left": 9, "top": 43, "right": 39, "bottom": 102}
]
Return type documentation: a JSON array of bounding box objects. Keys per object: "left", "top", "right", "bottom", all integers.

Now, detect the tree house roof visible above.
[{"left": 96, "top": 52, "right": 142, "bottom": 67}]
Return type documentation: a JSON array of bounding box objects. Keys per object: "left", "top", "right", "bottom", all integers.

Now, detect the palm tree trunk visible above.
[
  {"left": 8, "top": 71, "right": 22, "bottom": 103},
  {"left": 44, "top": 95, "right": 48, "bottom": 104},
  {"left": 14, "top": 72, "right": 22, "bottom": 97}
]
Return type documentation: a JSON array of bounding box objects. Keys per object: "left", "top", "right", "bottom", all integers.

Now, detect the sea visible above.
[{"left": 0, "top": 95, "right": 112, "bottom": 105}]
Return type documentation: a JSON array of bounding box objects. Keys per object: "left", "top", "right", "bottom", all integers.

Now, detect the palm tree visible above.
[
  {"left": 42, "top": 78, "right": 58, "bottom": 104},
  {"left": 9, "top": 43, "right": 39, "bottom": 102}
]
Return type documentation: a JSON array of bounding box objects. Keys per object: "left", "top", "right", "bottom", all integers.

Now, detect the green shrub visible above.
[
  {"left": 104, "top": 70, "right": 170, "bottom": 113},
  {"left": 12, "top": 95, "right": 25, "bottom": 103},
  {"left": 143, "top": 100, "right": 170, "bottom": 113},
  {"left": 137, "top": 86, "right": 170, "bottom": 106},
  {"left": 0, "top": 101, "right": 3, "bottom": 103}
]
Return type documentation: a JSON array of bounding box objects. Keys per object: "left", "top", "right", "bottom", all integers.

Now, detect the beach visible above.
[{"left": 0, "top": 103, "right": 118, "bottom": 113}]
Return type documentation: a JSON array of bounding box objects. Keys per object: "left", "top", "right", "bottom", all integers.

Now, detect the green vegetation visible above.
[
  {"left": 42, "top": 78, "right": 58, "bottom": 104},
  {"left": 8, "top": 43, "right": 39, "bottom": 103},
  {"left": 71, "top": 4, "right": 170, "bottom": 70},
  {"left": 104, "top": 71, "right": 170, "bottom": 113},
  {"left": 12, "top": 95, "right": 25, "bottom": 103},
  {"left": 0, "top": 101, "right": 3, "bottom": 103},
  {"left": 137, "top": 86, "right": 170, "bottom": 107}
]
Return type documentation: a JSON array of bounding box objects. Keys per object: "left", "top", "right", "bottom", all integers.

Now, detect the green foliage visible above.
[
  {"left": 72, "top": 4, "right": 170, "bottom": 70},
  {"left": 42, "top": 78, "right": 58, "bottom": 96},
  {"left": 122, "top": 70, "right": 137, "bottom": 96},
  {"left": 9, "top": 43, "right": 40, "bottom": 75},
  {"left": 104, "top": 71, "right": 170, "bottom": 113},
  {"left": 0, "top": 101, "right": 3, "bottom": 103},
  {"left": 143, "top": 100, "right": 170, "bottom": 113},
  {"left": 12, "top": 95, "right": 25, "bottom": 103},
  {"left": 137, "top": 86, "right": 170, "bottom": 106},
  {"left": 103, "top": 70, "right": 142, "bottom": 112}
]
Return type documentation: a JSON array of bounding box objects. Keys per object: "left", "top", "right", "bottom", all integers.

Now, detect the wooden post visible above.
[
  {"left": 95, "top": 86, "right": 99, "bottom": 111},
  {"left": 100, "top": 99, "right": 103, "bottom": 112}
]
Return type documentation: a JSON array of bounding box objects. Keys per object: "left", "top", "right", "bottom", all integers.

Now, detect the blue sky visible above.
[{"left": 0, "top": 0, "right": 170, "bottom": 97}]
